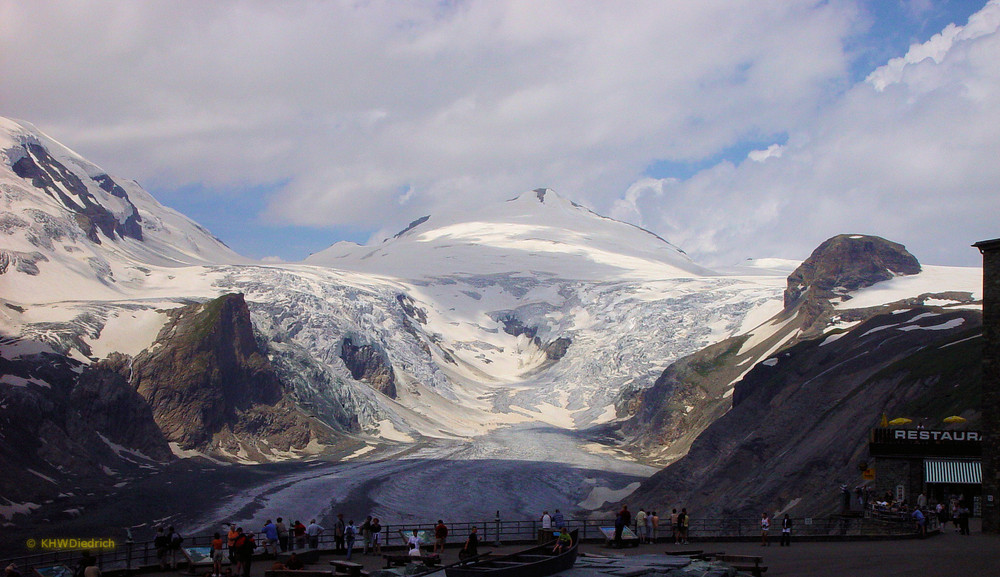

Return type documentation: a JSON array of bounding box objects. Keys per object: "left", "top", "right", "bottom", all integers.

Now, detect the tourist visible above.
[
  {"left": 678, "top": 508, "right": 689, "bottom": 544},
  {"left": 361, "top": 516, "right": 373, "bottom": 555},
  {"left": 461, "top": 526, "right": 479, "bottom": 559},
  {"left": 540, "top": 510, "right": 552, "bottom": 530},
  {"left": 912, "top": 508, "right": 926, "bottom": 538},
  {"left": 276, "top": 517, "right": 289, "bottom": 552},
  {"left": 345, "top": 520, "right": 357, "bottom": 560},
  {"left": 154, "top": 527, "right": 170, "bottom": 569},
  {"left": 434, "top": 519, "right": 448, "bottom": 555},
  {"left": 334, "top": 513, "right": 346, "bottom": 553},
  {"left": 959, "top": 504, "right": 971, "bottom": 535},
  {"left": 285, "top": 553, "right": 304, "bottom": 570},
  {"left": 407, "top": 529, "right": 422, "bottom": 558},
  {"left": 211, "top": 532, "right": 225, "bottom": 577},
  {"left": 670, "top": 509, "right": 680, "bottom": 544},
  {"left": 650, "top": 511, "right": 659, "bottom": 543},
  {"left": 552, "top": 509, "right": 565, "bottom": 529},
  {"left": 635, "top": 508, "right": 647, "bottom": 544},
  {"left": 371, "top": 517, "right": 383, "bottom": 555},
  {"left": 167, "top": 526, "right": 194, "bottom": 570},
  {"left": 306, "top": 519, "right": 324, "bottom": 549},
  {"left": 760, "top": 512, "right": 770, "bottom": 546},
  {"left": 780, "top": 514, "right": 792, "bottom": 546},
  {"left": 552, "top": 526, "right": 571, "bottom": 554},
  {"left": 227, "top": 524, "right": 240, "bottom": 562},
  {"left": 234, "top": 529, "right": 255, "bottom": 577},
  {"left": 293, "top": 520, "right": 307, "bottom": 549},
  {"left": 262, "top": 519, "right": 279, "bottom": 557},
  {"left": 74, "top": 551, "right": 97, "bottom": 577}
]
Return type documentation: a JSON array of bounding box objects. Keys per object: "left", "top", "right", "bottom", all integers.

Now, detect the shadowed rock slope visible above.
[{"left": 615, "top": 235, "right": 980, "bottom": 516}]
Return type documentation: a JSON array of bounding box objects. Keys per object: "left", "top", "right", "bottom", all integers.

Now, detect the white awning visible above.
[{"left": 924, "top": 459, "right": 981, "bottom": 484}]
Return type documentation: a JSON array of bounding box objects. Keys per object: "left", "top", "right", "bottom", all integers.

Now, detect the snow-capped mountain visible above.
[
  {"left": 0, "top": 117, "right": 790, "bottom": 447},
  {"left": 307, "top": 187, "right": 714, "bottom": 280},
  {"left": 0, "top": 116, "right": 983, "bottom": 460}
]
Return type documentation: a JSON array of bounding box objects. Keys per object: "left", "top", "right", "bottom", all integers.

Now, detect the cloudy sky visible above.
[{"left": 1, "top": 0, "right": 997, "bottom": 266}]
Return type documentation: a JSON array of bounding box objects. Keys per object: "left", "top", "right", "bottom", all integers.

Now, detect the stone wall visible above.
[
  {"left": 873, "top": 456, "right": 923, "bottom": 505},
  {"left": 974, "top": 238, "right": 1000, "bottom": 533}
]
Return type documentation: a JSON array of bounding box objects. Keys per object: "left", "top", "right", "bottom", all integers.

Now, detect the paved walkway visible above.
[{"left": 231, "top": 526, "right": 999, "bottom": 577}]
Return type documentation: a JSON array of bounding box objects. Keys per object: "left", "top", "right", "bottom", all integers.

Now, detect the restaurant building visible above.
[{"left": 868, "top": 427, "right": 982, "bottom": 513}]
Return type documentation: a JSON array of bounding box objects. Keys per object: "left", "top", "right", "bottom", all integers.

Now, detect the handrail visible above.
[{"left": 0, "top": 514, "right": 928, "bottom": 573}]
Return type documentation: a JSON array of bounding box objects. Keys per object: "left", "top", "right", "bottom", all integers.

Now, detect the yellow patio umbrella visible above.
[
  {"left": 888, "top": 417, "right": 912, "bottom": 426},
  {"left": 943, "top": 415, "right": 967, "bottom": 424}
]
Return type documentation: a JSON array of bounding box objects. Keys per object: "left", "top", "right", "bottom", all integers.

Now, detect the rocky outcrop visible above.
[
  {"left": 0, "top": 348, "right": 172, "bottom": 509},
  {"left": 130, "top": 293, "right": 293, "bottom": 449},
  {"left": 11, "top": 143, "right": 142, "bottom": 243},
  {"left": 785, "top": 234, "right": 920, "bottom": 309},
  {"left": 498, "top": 315, "right": 572, "bottom": 361},
  {"left": 340, "top": 337, "right": 397, "bottom": 398},
  {"left": 71, "top": 353, "right": 173, "bottom": 461}
]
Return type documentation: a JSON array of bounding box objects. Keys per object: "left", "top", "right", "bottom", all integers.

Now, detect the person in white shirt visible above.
[{"left": 407, "top": 529, "right": 422, "bottom": 558}]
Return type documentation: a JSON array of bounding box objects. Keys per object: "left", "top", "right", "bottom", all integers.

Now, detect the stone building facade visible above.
[{"left": 974, "top": 238, "right": 1000, "bottom": 533}]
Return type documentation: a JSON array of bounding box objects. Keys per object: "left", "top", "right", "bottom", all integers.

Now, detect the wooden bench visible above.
[
  {"left": 382, "top": 554, "right": 441, "bottom": 568},
  {"left": 329, "top": 560, "right": 365, "bottom": 577},
  {"left": 264, "top": 570, "right": 333, "bottom": 577},
  {"left": 666, "top": 549, "right": 725, "bottom": 561},
  {"left": 715, "top": 554, "right": 767, "bottom": 577}
]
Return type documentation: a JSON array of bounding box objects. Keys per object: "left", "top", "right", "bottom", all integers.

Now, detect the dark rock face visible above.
[
  {"left": 11, "top": 143, "right": 143, "bottom": 243},
  {"left": 71, "top": 353, "right": 173, "bottom": 462},
  {"left": 340, "top": 338, "right": 397, "bottom": 398},
  {"left": 130, "top": 293, "right": 286, "bottom": 448},
  {"left": 498, "top": 315, "right": 572, "bottom": 361},
  {"left": 785, "top": 235, "right": 921, "bottom": 308},
  {"left": 0, "top": 349, "right": 172, "bottom": 508},
  {"left": 626, "top": 307, "right": 981, "bottom": 517}
]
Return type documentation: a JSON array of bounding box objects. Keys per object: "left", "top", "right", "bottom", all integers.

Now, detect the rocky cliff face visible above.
[
  {"left": 340, "top": 338, "right": 397, "bottom": 398},
  {"left": 0, "top": 349, "right": 172, "bottom": 508},
  {"left": 616, "top": 234, "right": 979, "bottom": 517},
  {"left": 626, "top": 307, "right": 981, "bottom": 517},
  {"left": 130, "top": 293, "right": 323, "bottom": 455}
]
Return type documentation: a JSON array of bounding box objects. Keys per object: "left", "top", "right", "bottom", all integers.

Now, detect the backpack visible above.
[{"left": 345, "top": 525, "right": 356, "bottom": 539}]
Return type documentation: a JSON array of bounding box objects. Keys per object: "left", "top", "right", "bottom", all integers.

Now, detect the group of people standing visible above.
[{"left": 758, "top": 512, "right": 793, "bottom": 547}]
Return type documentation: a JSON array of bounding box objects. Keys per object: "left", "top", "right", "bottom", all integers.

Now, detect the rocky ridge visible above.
[{"left": 616, "top": 235, "right": 981, "bottom": 516}]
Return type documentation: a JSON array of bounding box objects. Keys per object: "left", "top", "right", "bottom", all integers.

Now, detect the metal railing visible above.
[{"left": 0, "top": 514, "right": 928, "bottom": 574}]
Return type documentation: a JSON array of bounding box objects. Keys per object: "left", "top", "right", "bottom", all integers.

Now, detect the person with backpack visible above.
[
  {"left": 231, "top": 528, "right": 255, "bottom": 577},
  {"left": 344, "top": 520, "right": 357, "bottom": 560},
  {"left": 675, "top": 510, "right": 688, "bottom": 544},
  {"left": 153, "top": 527, "right": 170, "bottom": 569},
  {"left": 167, "top": 526, "right": 194, "bottom": 570}
]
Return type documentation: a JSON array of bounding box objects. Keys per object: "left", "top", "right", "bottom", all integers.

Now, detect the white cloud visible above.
[
  {"left": 639, "top": 0, "right": 1000, "bottom": 266},
  {"left": 1, "top": 1, "right": 995, "bottom": 265},
  {"left": 748, "top": 144, "right": 785, "bottom": 163}
]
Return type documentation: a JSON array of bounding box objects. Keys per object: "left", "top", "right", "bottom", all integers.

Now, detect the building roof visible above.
[{"left": 973, "top": 238, "right": 1000, "bottom": 253}]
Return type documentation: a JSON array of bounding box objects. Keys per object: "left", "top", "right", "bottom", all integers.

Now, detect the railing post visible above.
[{"left": 494, "top": 511, "right": 501, "bottom": 547}]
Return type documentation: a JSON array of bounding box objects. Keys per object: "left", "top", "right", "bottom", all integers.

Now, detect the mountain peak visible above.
[
  {"left": 307, "top": 188, "right": 712, "bottom": 280},
  {"left": 784, "top": 234, "right": 921, "bottom": 308}
]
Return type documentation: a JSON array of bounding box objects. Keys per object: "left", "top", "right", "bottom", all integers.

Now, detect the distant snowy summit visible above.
[
  {"left": 306, "top": 188, "right": 714, "bottom": 281},
  {"left": 0, "top": 117, "right": 244, "bottom": 301}
]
